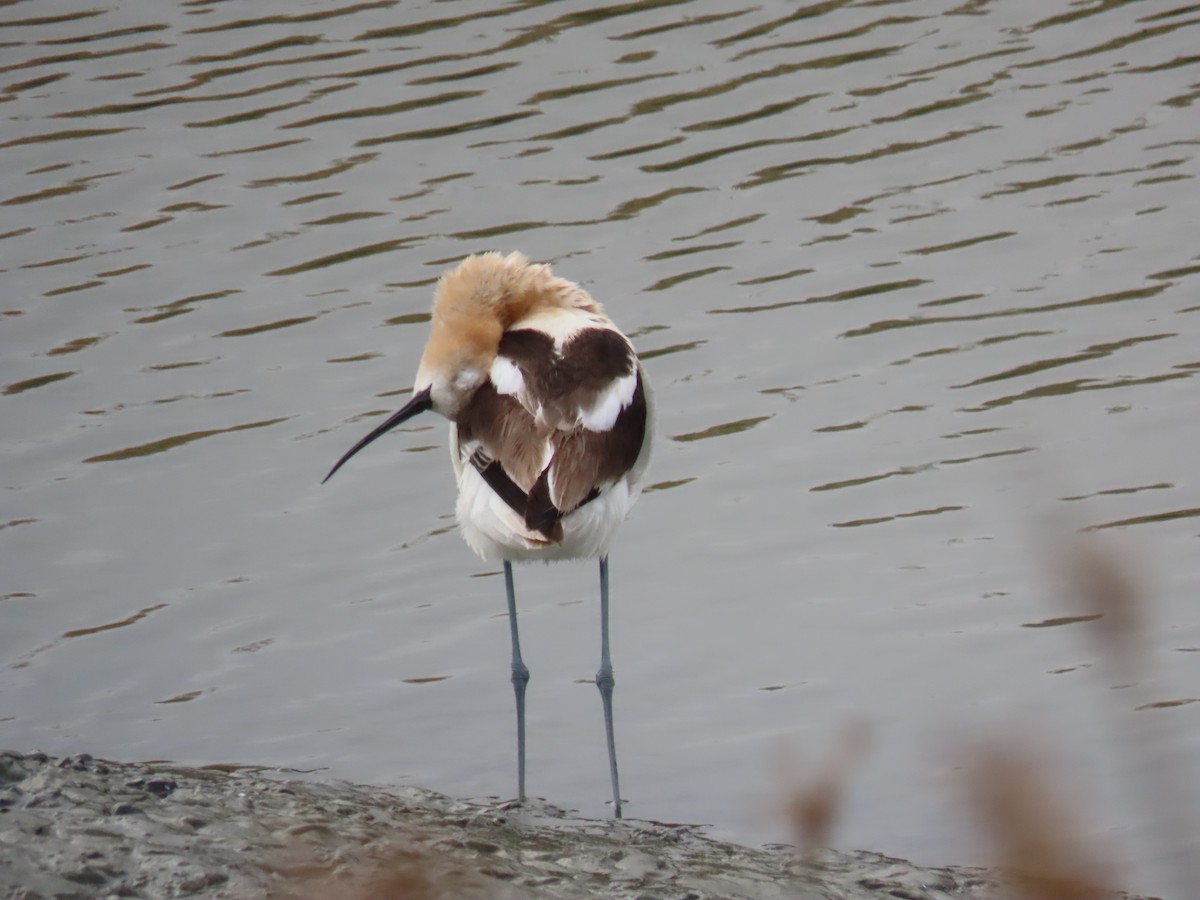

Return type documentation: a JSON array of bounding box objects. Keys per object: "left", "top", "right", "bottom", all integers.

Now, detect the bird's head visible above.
[
  {"left": 411, "top": 324, "right": 494, "bottom": 421},
  {"left": 414, "top": 248, "right": 569, "bottom": 416},
  {"left": 322, "top": 251, "right": 528, "bottom": 484}
]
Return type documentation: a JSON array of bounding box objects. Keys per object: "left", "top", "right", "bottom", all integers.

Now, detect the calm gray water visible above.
[{"left": 3, "top": 0, "right": 1199, "bottom": 893}]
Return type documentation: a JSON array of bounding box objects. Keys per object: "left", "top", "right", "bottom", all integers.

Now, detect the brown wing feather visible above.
[
  {"left": 549, "top": 374, "right": 647, "bottom": 511},
  {"left": 456, "top": 382, "right": 550, "bottom": 493}
]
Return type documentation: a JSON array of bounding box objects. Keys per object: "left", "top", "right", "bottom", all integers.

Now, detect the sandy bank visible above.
[{"left": 0, "top": 749, "right": 1069, "bottom": 898}]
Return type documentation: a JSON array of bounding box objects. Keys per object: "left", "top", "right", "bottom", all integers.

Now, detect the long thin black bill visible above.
[{"left": 321, "top": 386, "right": 433, "bottom": 484}]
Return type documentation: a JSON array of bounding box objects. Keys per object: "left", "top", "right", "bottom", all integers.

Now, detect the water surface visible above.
[{"left": 3, "top": 1, "right": 1199, "bottom": 894}]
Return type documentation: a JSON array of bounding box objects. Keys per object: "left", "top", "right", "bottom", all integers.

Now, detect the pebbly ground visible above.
[{"left": 0, "top": 749, "right": 1103, "bottom": 899}]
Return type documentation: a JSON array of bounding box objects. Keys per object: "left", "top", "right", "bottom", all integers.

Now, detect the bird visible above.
[{"left": 322, "top": 251, "right": 652, "bottom": 818}]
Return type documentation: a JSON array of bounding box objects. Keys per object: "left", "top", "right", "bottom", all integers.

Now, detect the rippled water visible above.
[{"left": 4, "top": 0, "right": 1199, "bottom": 893}]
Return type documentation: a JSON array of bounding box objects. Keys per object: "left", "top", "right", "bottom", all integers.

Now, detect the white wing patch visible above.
[
  {"left": 489, "top": 355, "right": 525, "bottom": 396},
  {"left": 580, "top": 371, "right": 638, "bottom": 432},
  {"left": 519, "top": 308, "right": 593, "bottom": 346}
]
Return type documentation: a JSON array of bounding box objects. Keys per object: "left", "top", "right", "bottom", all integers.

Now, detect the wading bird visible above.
[{"left": 323, "top": 251, "right": 652, "bottom": 817}]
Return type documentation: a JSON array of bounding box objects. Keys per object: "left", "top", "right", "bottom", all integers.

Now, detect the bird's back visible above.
[{"left": 450, "top": 304, "right": 651, "bottom": 562}]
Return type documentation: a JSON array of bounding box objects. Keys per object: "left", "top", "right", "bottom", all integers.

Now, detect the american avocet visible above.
[{"left": 323, "top": 251, "right": 652, "bottom": 818}]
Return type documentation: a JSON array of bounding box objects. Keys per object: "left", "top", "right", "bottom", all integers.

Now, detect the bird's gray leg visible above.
[
  {"left": 596, "top": 556, "right": 622, "bottom": 818},
  {"left": 504, "top": 560, "right": 529, "bottom": 803}
]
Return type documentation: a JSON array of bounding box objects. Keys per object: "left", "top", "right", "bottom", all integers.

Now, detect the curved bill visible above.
[{"left": 321, "top": 386, "right": 433, "bottom": 484}]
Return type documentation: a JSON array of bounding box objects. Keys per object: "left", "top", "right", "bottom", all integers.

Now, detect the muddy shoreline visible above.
[{"left": 0, "top": 749, "right": 1113, "bottom": 898}]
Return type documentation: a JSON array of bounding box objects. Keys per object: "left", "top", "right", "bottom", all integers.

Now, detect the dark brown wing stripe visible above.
[
  {"left": 470, "top": 449, "right": 529, "bottom": 522},
  {"left": 496, "top": 328, "right": 555, "bottom": 372},
  {"left": 525, "top": 470, "right": 564, "bottom": 543}
]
